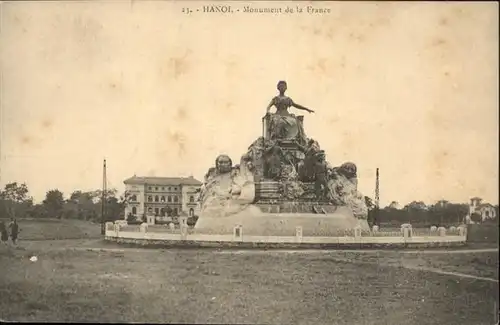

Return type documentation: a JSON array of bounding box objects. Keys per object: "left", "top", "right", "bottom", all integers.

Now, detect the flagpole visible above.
[{"left": 101, "top": 159, "right": 107, "bottom": 235}]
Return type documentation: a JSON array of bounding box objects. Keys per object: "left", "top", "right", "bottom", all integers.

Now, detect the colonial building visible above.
[
  {"left": 468, "top": 197, "right": 497, "bottom": 222},
  {"left": 123, "top": 175, "right": 202, "bottom": 219}
]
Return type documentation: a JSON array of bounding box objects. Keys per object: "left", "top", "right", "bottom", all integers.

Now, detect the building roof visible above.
[
  {"left": 477, "top": 203, "right": 495, "bottom": 209},
  {"left": 124, "top": 175, "right": 202, "bottom": 186}
]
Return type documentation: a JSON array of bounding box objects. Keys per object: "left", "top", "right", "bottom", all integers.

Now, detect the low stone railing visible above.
[{"left": 105, "top": 221, "right": 467, "bottom": 247}]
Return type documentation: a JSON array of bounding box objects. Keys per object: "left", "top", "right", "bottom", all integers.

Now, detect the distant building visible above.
[
  {"left": 468, "top": 197, "right": 497, "bottom": 222},
  {"left": 387, "top": 201, "right": 401, "bottom": 209},
  {"left": 123, "top": 175, "right": 202, "bottom": 220},
  {"left": 435, "top": 200, "right": 450, "bottom": 208}
]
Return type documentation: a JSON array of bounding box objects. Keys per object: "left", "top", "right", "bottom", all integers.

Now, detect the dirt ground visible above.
[{"left": 0, "top": 239, "right": 498, "bottom": 324}]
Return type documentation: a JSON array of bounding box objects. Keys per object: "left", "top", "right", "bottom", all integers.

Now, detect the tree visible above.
[
  {"left": 0, "top": 182, "right": 33, "bottom": 218},
  {"left": 404, "top": 201, "right": 428, "bottom": 211},
  {"left": 387, "top": 201, "right": 400, "bottom": 210},
  {"left": 364, "top": 196, "right": 375, "bottom": 211},
  {"left": 28, "top": 204, "right": 48, "bottom": 219},
  {"left": 470, "top": 212, "right": 482, "bottom": 224},
  {"left": 43, "top": 189, "right": 65, "bottom": 219}
]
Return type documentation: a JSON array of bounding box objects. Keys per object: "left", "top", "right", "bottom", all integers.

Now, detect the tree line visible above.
[
  {"left": 1, "top": 182, "right": 497, "bottom": 227},
  {"left": 365, "top": 198, "right": 499, "bottom": 228},
  {"left": 0, "top": 182, "right": 128, "bottom": 222}
]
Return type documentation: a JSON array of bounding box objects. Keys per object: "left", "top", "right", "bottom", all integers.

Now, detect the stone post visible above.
[
  {"left": 403, "top": 227, "right": 412, "bottom": 239},
  {"left": 295, "top": 226, "right": 303, "bottom": 243},
  {"left": 401, "top": 224, "right": 412, "bottom": 239},
  {"left": 430, "top": 226, "right": 437, "bottom": 233},
  {"left": 169, "top": 222, "right": 175, "bottom": 231},
  {"left": 372, "top": 225, "right": 379, "bottom": 233},
  {"left": 114, "top": 223, "right": 121, "bottom": 236},
  {"left": 105, "top": 222, "right": 114, "bottom": 234},
  {"left": 354, "top": 226, "right": 362, "bottom": 239},
  {"left": 438, "top": 227, "right": 446, "bottom": 237},
  {"left": 233, "top": 225, "right": 243, "bottom": 242},
  {"left": 179, "top": 216, "right": 188, "bottom": 240},
  {"left": 140, "top": 222, "right": 148, "bottom": 233},
  {"left": 179, "top": 216, "right": 188, "bottom": 228},
  {"left": 180, "top": 224, "right": 188, "bottom": 240},
  {"left": 458, "top": 225, "right": 467, "bottom": 237}
]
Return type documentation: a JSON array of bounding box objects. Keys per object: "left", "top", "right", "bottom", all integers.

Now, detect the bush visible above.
[
  {"left": 470, "top": 213, "right": 482, "bottom": 224},
  {"left": 187, "top": 216, "right": 198, "bottom": 226},
  {"left": 126, "top": 213, "right": 136, "bottom": 223}
]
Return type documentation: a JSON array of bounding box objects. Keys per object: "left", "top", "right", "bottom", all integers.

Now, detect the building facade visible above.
[
  {"left": 468, "top": 197, "right": 497, "bottom": 222},
  {"left": 123, "top": 175, "right": 202, "bottom": 220}
]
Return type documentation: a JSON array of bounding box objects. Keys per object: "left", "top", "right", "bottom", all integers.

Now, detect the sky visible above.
[{"left": 0, "top": 1, "right": 498, "bottom": 207}]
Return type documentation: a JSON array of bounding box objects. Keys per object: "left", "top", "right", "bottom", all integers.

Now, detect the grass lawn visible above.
[
  {"left": 0, "top": 242, "right": 498, "bottom": 324},
  {"left": 0, "top": 218, "right": 101, "bottom": 240}
]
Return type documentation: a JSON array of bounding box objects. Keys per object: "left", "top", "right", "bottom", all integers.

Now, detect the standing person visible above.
[
  {"left": 0, "top": 221, "right": 8, "bottom": 246},
  {"left": 8, "top": 218, "right": 19, "bottom": 246}
]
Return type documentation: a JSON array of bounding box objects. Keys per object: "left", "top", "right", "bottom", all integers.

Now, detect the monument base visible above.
[{"left": 194, "top": 204, "right": 369, "bottom": 236}]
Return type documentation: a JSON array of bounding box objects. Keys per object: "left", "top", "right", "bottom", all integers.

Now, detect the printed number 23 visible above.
[{"left": 182, "top": 8, "right": 191, "bottom": 14}]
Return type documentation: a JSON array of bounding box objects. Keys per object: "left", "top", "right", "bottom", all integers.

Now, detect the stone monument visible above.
[{"left": 195, "top": 81, "right": 369, "bottom": 235}]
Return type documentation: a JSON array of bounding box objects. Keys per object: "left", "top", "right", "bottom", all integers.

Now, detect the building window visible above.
[
  {"left": 168, "top": 187, "right": 172, "bottom": 191},
  {"left": 161, "top": 187, "right": 165, "bottom": 190},
  {"left": 189, "top": 208, "right": 194, "bottom": 217},
  {"left": 148, "top": 196, "right": 152, "bottom": 202},
  {"left": 155, "top": 187, "right": 158, "bottom": 191},
  {"left": 132, "top": 207, "right": 137, "bottom": 215},
  {"left": 174, "top": 187, "right": 178, "bottom": 191},
  {"left": 486, "top": 211, "right": 490, "bottom": 217},
  {"left": 155, "top": 195, "right": 159, "bottom": 202},
  {"left": 148, "top": 207, "right": 153, "bottom": 213},
  {"left": 174, "top": 196, "right": 179, "bottom": 203},
  {"left": 148, "top": 187, "right": 152, "bottom": 190},
  {"left": 160, "top": 208, "right": 165, "bottom": 216},
  {"left": 168, "top": 196, "right": 172, "bottom": 203},
  {"left": 173, "top": 208, "right": 178, "bottom": 216},
  {"left": 189, "top": 196, "right": 195, "bottom": 203},
  {"left": 155, "top": 208, "right": 159, "bottom": 215},
  {"left": 161, "top": 196, "right": 165, "bottom": 202}
]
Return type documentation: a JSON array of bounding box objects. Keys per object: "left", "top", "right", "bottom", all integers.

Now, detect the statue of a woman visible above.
[{"left": 265, "top": 81, "right": 314, "bottom": 143}]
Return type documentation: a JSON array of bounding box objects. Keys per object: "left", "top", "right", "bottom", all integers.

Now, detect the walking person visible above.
[
  {"left": 8, "top": 218, "right": 19, "bottom": 246},
  {"left": 0, "top": 221, "right": 8, "bottom": 246}
]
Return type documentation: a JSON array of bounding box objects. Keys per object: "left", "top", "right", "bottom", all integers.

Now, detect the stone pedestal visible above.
[
  {"left": 354, "top": 226, "right": 362, "bottom": 238},
  {"left": 233, "top": 225, "right": 243, "bottom": 241},
  {"left": 146, "top": 215, "right": 155, "bottom": 225},
  {"left": 105, "top": 222, "right": 114, "bottom": 232}
]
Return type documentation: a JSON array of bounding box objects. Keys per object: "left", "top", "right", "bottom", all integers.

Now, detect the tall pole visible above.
[
  {"left": 375, "top": 168, "right": 380, "bottom": 209},
  {"left": 375, "top": 168, "right": 380, "bottom": 226},
  {"left": 101, "top": 159, "right": 107, "bottom": 235}
]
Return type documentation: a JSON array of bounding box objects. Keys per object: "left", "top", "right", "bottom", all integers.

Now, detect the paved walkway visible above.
[
  {"left": 214, "top": 248, "right": 499, "bottom": 255},
  {"left": 14, "top": 239, "right": 499, "bottom": 283}
]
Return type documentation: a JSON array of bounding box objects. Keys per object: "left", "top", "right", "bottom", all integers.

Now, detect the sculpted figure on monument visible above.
[
  {"left": 265, "top": 145, "right": 284, "bottom": 180},
  {"left": 215, "top": 154, "right": 233, "bottom": 174},
  {"left": 204, "top": 167, "right": 217, "bottom": 182},
  {"left": 327, "top": 162, "right": 367, "bottom": 219},
  {"left": 313, "top": 150, "right": 330, "bottom": 199},
  {"left": 240, "top": 137, "right": 267, "bottom": 180},
  {"left": 265, "top": 81, "right": 314, "bottom": 144},
  {"left": 297, "top": 138, "right": 322, "bottom": 182}
]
